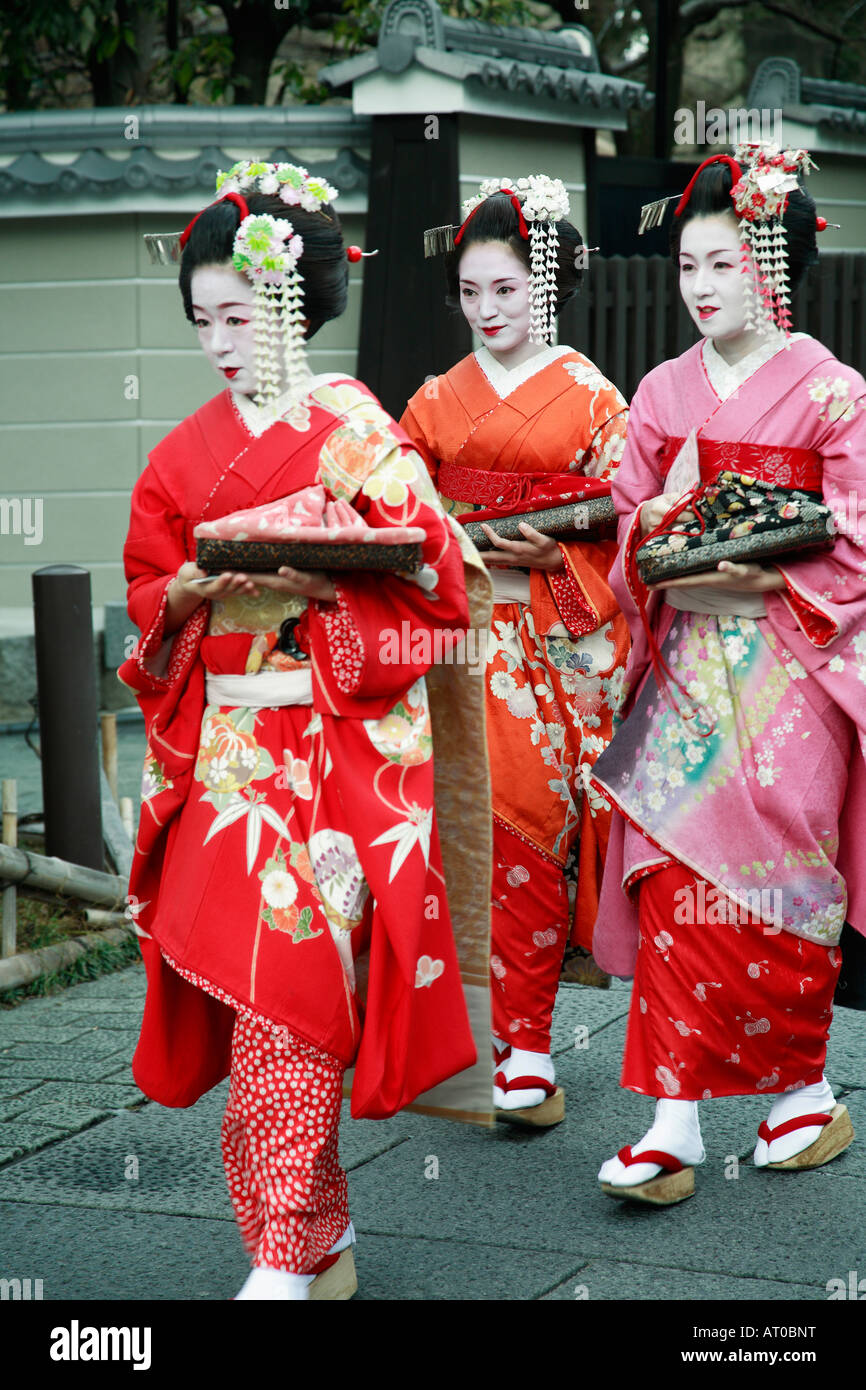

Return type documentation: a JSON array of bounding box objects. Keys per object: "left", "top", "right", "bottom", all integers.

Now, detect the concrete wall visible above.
[
  {"left": 458, "top": 116, "right": 587, "bottom": 244},
  {"left": 0, "top": 208, "right": 367, "bottom": 613}
]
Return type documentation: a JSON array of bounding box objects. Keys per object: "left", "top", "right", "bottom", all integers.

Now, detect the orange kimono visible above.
[{"left": 403, "top": 345, "right": 630, "bottom": 1051}]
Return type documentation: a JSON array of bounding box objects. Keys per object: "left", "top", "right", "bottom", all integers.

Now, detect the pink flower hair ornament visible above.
[{"left": 639, "top": 144, "right": 835, "bottom": 342}]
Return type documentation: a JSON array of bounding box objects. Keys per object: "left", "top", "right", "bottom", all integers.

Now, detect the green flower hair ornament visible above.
[
  {"left": 232, "top": 214, "right": 304, "bottom": 285},
  {"left": 216, "top": 160, "right": 338, "bottom": 213}
]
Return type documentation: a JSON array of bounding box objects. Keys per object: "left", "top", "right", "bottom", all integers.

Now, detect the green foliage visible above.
[
  {"left": 331, "top": 0, "right": 537, "bottom": 56},
  {"left": 0, "top": 933, "right": 141, "bottom": 1010},
  {"left": 271, "top": 59, "right": 331, "bottom": 106},
  {"left": 156, "top": 28, "right": 234, "bottom": 101}
]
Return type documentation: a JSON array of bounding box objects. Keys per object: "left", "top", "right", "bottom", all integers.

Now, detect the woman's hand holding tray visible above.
[
  {"left": 635, "top": 472, "right": 835, "bottom": 585},
  {"left": 461, "top": 496, "right": 617, "bottom": 550}
]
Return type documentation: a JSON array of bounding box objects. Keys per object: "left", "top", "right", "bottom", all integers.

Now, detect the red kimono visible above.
[{"left": 120, "top": 377, "right": 492, "bottom": 1122}]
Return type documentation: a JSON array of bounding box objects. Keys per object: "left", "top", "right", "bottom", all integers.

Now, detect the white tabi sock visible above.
[
  {"left": 753, "top": 1077, "right": 836, "bottom": 1167},
  {"left": 234, "top": 1266, "right": 314, "bottom": 1301},
  {"left": 233, "top": 1223, "right": 356, "bottom": 1300},
  {"left": 598, "top": 1098, "right": 706, "bottom": 1187},
  {"left": 494, "top": 1047, "right": 555, "bottom": 1110}
]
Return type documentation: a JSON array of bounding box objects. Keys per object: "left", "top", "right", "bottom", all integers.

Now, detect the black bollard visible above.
[{"left": 32, "top": 566, "right": 103, "bottom": 871}]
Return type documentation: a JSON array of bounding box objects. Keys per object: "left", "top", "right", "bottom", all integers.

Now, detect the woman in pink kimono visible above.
[{"left": 590, "top": 147, "right": 865, "bottom": 1204}]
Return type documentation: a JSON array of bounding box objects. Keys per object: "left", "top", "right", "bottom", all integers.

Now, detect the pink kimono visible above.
[{"left": 590, "top": 335, "right": 866, "bottom": 1099}]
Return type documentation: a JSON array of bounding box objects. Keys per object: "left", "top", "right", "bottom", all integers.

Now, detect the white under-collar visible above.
[
  {"left": 231, "top": 372, "right": 347, "bottom": 438},
  {"left": 474, "top": 344, "right": 571, "bottom": 400},
  {"left": 702, "top": 332, "right": 808, "bottom": 402}
]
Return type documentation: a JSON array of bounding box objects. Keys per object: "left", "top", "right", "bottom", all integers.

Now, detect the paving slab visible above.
[
  {"left": 13, "top": 1103, "right": 117, "bottom": 1133},
  {"left": 349, "top": 1234, "right": 586, "bottom": 1301},
  {"left": 824, "top": 1007, "right": 866, "bottom": 1090},
  {"left": 0, "top": 1201, "right": 244, "bottom": 1302},
  {"left": 0, "top": 1077, "right": 43, "bottom": 1098},
  {"left": 0, "top": 1058, "right": 130, "bottom": 1083},
  {"left": 0, "top": 1079, "right": 414, "bottom": 1222},
  {"left": 0, "top": 1034, "right": 133, "bottom": 1062},
  {"left": 11, "top": 1081, "right": 146, "bottom": 1111},
  {"left": 0, "top": 959, "right": 864, "bottom": 1303},
  {"left": 542, "top": 1261, "right": 827, "bottom": 1301},
  {"left": 0, "top": 1024, "right": 97, "bottom": 1045}
]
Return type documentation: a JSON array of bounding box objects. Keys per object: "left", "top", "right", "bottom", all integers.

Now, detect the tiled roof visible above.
[
  {"left": 748, "top": 57, "right": 866, "bottom": 135},
  {"left": 0, "top": 108, "right": 371, "bottom": 200},
  {"left": 321, "top": 0, "right": 652, "bottom": 114}
]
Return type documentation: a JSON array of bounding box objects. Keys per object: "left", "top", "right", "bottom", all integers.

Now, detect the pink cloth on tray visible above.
[{"left": 194, "top": 485, "right": 425, "bottom": 546}]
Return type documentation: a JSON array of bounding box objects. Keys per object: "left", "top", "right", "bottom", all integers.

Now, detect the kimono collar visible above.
[
  {"left": 474, "top": 344, "right": 571, "bottom": 400},
  {"left": 701, "top": 332, "right": 809, "bottom": 402},
  {"left": 229, "top": 370, "right": 349, "bottom": 438}
]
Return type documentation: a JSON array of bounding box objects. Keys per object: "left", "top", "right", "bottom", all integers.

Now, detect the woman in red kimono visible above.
[
  {"left": 120, "top": 162, "right": 492, "bottom": 1297},
  {"left": 402, "top": 178, "right": 630, "bottom": 1125},
  {"left": 591, "top": 147, "right": 863, "bottom": 1205}
]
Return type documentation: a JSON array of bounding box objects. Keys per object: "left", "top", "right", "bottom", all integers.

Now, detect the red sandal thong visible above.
[
  {"left": 600, "top": 1145, "right": 695, "bottom": 1206},
  {"left": 493, "top": 1072, "right": 565, "bottom": 1128},
  {"left": 758, "top": 1104, "right": 854, "bottom": 1171}
]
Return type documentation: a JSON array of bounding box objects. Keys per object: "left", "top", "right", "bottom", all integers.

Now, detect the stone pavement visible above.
[{"left": 1, "top": 962, "right": 864, "bottom": 1302}]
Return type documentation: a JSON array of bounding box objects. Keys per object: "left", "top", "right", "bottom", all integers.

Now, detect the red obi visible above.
[
  {"left": 438, "top": 459, "right": 612, "bottom": 517},
  {"left": 661, "top": 438, "right": 823, "bottom": 493}
]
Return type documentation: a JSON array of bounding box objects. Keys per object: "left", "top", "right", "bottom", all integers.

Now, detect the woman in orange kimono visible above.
[{"left": 402, "top": 177, "right": 630, "bottom": 1124}]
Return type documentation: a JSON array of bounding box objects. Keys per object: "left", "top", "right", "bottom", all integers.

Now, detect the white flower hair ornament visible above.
[{"left": 424, "top": 175, "right": 572, "bottom": 345}]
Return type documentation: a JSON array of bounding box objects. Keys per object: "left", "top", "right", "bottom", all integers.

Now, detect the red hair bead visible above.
[
  {"left": 816, "top": 216, "right": 827, "bottom": 232},
  {"left": 346, "top": 245, "right": 363, "bottom": 262}
]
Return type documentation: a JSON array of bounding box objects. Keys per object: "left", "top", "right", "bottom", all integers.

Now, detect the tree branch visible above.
[
  {"left": 682, "top": 0, "right": 851, "bottom": 45},
  {"left": 606, "top": 49, "right": 650, "bottom": 77}
]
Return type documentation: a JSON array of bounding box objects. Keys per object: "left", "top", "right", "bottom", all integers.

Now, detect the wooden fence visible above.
[{"left": 560, "top": 253, "right": 866, "bottom": 402}]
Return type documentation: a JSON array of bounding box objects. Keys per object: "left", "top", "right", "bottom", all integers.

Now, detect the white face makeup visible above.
[
  {"left": 190, "top": 264, "right": 259, "bottom": 396},
  {"left": 458, "top": 241, "right": 541, "bottom": 368},
  {"left": 678, "top": 213, "right": 769, "bottom": 364}
]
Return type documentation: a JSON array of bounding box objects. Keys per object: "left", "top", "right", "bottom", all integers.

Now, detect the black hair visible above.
[
  {"left": 179, "top": 192, "right": 348, "bottom": 339},
  {"left": 443, "top": 191, "right": 584, "bottom": 316},
  {"left": 669, "top": 159, "right": 819, "bottom": 292}
]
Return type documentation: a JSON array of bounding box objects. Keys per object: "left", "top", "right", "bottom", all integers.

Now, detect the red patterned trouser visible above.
[
  {"left": 221, "top": 1013, "right": 350, "bottom": 1273},
  {"left": 490, "top": 820, "right": 570, "bottom": 1052},
  {"left": 622, "top": 864, "right": 839, "bottom": 1100}
]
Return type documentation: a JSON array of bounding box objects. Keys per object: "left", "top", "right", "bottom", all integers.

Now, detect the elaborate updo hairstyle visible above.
[
  {"left": 179, "top": 193, "right": 348, "bottom": 339},
  {"left": 669, "top": 159, "right": 819, "bottom": 293},
  {"left": 443, "top": 192, "right": 585, "bottom": 317}
]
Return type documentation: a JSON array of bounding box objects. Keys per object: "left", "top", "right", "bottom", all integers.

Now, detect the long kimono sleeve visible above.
[
  {"left": 307, "top": 399, "right": 470, "bottom": 715},
  {"left": 767, "top": 366, "right": 866, "bottom": 657},
  {"left": 547, "top": 404, "right": 630, "bottom": 635},
  {"left": 602, "top": 378, "right": 675, "bottom": 683},
  {"left": 400, "top": 396, "right": 441, "bottom": 489},
  {"left": 119, "top": 463, "right": 208, "bottom": 699}
]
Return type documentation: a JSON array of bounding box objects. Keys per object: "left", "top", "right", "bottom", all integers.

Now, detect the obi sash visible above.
[
  {"left": 661, "top": 438, "right": 823, "bottom": 494},
  {"left": 438, "top": 459, "right": 612, "bottom": 517}
]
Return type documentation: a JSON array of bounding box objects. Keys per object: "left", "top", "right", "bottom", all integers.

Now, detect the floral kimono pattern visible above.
[
  {"left": 590, "top": 334, "right": 866, "bottom": 1098},
  {"left": 402, "top": 344, "right": 630, "bottom": 1050},
  {"left": 121, "top": 376, "right": 493, "bottom": 1121}
]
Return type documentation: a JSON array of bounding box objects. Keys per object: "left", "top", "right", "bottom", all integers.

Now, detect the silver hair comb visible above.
[{"left": 637, "top": 196, "right": 679, "bottom": 236}]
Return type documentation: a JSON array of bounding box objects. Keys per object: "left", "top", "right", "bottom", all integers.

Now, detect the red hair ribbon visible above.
[
  {"left": 179, "top": 191, "right": 250, "bottom": 250},
  {"left": 674, "top": 155, "right": 742, "bottom": 220},
  {"left": 454, "top": 188, "right": 529, "bottom": 246}
]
